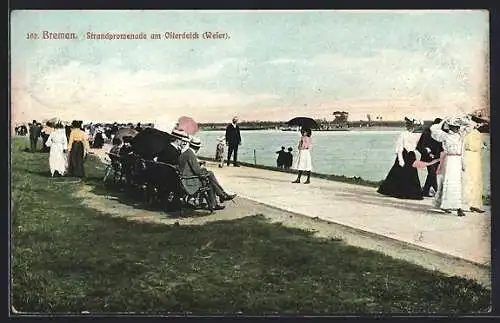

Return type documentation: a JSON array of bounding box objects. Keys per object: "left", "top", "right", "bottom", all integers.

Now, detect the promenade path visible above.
[
  {"left": 91, "top": 146, "right": 491, "bottom": 286},
  {"left": 211, "top": 163, "right": 491, "bottom": 266}
]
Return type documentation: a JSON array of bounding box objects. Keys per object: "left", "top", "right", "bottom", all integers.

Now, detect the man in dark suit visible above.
[
  {"left": 29, "top": 120, "right": 41, "bottom": 152},
  {"left": 225, "top": 116, "right": 242, "bottom": 167},
  {"left": 154, "top": 129, "right": 188, "bottom": 165},
  {"left": 416, "top": 118, "right": 444, "bottom": 197},
  {"left": 179, "top": 137, "right": 236, "bottom": 210}
]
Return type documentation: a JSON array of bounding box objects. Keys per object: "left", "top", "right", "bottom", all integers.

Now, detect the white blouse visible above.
[
  {"left": 395, "top": 130, "right": 420, "bottom": 153},
  {"left": 430, "top": 123, "right": 466, "bottom": 155},
  {"left": 46, "top": 129, "right": 67, "bottom": 148}
]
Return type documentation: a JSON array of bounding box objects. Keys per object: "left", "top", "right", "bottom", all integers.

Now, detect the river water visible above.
[{"left": 197, "top": 129, "right": 491, "bottom": 195}]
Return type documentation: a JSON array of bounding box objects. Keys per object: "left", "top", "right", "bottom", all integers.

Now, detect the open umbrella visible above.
[
  {"left": 177, "top": 116, "right": 199, "bottom": 135},
  {"left": 114, "top": 127, "right": 139, "bottom": 141},
  {"left": 287, "top": 117, "right": 319, "bottom": 129},
  {"left": 130, "top": 127, "right": 174, "bottom": 160}
]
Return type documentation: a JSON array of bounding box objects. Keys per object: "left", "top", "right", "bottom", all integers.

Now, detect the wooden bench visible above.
[{"left": 104, "top": 153, "right": 215, "bottom": 213}]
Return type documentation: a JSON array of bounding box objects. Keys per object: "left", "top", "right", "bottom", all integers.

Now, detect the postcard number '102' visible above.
[{"left": 26, "top": 32, "right": 39, "bottom": 39}]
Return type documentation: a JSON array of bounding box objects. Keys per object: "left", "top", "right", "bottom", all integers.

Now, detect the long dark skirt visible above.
[
  {"left": 68, "top": 141, "right": 85, "bottom": 178},
  {"left": 377, "top": 149, "right": 423, "bottom": 200}
]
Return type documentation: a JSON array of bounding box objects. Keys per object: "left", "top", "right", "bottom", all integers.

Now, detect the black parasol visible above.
[
  {"left": 131, "top": 127, "right": 175, "bottom": 160},
  {"left": 287, "top": 117, "right": 319, "bottom": 129}
]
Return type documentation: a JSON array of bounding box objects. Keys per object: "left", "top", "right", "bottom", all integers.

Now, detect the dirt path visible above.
[{"left": 74, "top": 176, "right": 490, "bottom": 289}]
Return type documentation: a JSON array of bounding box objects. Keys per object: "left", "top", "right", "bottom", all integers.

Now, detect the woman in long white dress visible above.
[
  {"left": 430, "top": 118, "right": 469, "bottom": 217},
  {"left": 45, "top": 123, "right": 68, "bottom": 177},
  {"left": 292, "top": 128, "right": 313, "bottom": 184}
]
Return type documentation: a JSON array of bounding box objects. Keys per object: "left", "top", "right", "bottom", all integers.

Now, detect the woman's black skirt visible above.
[
  {"left": 377, "top": 149, "right": 423, "bottom": 200},
  {"left": 68, "top": 141, "right": 85, "bottom": 178}
]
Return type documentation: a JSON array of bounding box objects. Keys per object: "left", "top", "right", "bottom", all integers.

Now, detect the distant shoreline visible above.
[{"left": 199, "top": 126, "right": 405, "bottom": 132}]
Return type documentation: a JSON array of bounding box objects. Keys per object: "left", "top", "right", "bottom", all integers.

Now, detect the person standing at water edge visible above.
[
  {"left": 377, "top": 117, "right": 423, "bottom": 200},
  {"left": 67, "top": 120, "right": 90, "bottom": 178},
  {"left": 416, "top": 118, "right": 444, "bottom": 197},
  {"left": 430, "top": 118, "right": 468, "bottom": 217},
  {"left": 225, "top": 116, "right": 242, "bottom": 167},
  {"left": 276, "top": 146, "right": 286, "bottom": 168},
  {"left": 29, "top": 120, "right": 41, "bottom": 152},
  {"left": 292, "top": 128, "right": 313, "bottom": 184},
  {"left": 462, "top": 120, "right": 486, "bottom": 213},
  {"left": 284, "top": 147, "right": 294, "bottom": 169},
  {"left": 45, "top": 122, "right": 68, "bottom": 177}
]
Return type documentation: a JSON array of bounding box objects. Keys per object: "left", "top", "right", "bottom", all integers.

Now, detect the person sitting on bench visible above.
[{"left": 178, "top": 136, "right": 237, "bottom": 210}]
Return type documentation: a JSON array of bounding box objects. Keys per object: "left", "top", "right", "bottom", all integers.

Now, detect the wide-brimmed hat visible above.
[
  {"left": 404, "top": 117, "right": 421, "bottom": 126},
  {"left": 217, "top": 136, "right": 225, "bottom": 142},
  {"left": 189, "top": 136, "right": 202, "bottom": 149},
  {"left": 171, "top": 128, "right": 190, "bottom": 142},
  {"left": 447, "top": 117, "right": 461, "bottom": 127}
]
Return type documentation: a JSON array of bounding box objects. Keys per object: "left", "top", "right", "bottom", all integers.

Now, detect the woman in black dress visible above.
[
  {"left": 67, "top": 120, "right": 90, "bottom": 178},
  {"left": 377, "top": 117, "right": 423, "bottom": 200}
]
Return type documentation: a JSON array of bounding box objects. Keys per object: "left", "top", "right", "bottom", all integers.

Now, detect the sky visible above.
[{"left": 10, "top": 10, "right": 489, "bottom": 130}]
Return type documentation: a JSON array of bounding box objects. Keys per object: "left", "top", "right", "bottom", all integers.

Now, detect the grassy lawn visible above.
[{"left": 11, "top": 138, "right": 490, "bottom": 314}]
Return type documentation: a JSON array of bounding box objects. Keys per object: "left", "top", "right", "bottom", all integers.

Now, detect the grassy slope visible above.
[{"left": 11, "top": 138, "right": 490, "bottom": 314}]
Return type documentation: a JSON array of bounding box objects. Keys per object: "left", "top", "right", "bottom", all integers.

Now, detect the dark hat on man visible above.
[
  {"left": 71, "top": 120, "right": 82, "bottom": 128},
  {"left": 288, "top": 147, "right": 293, "bottom": 151}
]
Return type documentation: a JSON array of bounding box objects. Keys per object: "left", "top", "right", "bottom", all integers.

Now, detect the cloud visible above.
[
  {"left": 12, "top": 59, "right": 280, "bottom": 124},
  {"left": 265, "top": 46, "right": 486, "bottom": 109}
]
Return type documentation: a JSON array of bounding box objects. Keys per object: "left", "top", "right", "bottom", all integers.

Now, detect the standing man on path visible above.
[
  {"left": 29, "top": 120, "right": 41, "bottom": 153},
  {"left": 225, "top": 116, "right": 242, "bottom": 167}
]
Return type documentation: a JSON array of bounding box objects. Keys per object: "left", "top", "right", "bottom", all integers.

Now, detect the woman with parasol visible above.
[{"left": 291, "top": 127, "right": 313, "bottom": 184}]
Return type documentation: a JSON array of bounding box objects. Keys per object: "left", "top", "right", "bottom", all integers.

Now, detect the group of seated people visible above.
[{"left": 109, "top": 128, "right": 236, "bottom": 211}]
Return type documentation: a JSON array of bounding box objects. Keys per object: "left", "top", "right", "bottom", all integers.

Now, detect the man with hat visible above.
[
  {"left": 155, "top": 128, "right": 190, "bottom": 165},
  {"left": 225, "top": 116, "right": 242, "bottom": 167},
  {"left": 29, "top": 119, "right": 42, "bottom": 152},
  {"left": 179, "top": 136, "right": 236, "bottom": 210}
]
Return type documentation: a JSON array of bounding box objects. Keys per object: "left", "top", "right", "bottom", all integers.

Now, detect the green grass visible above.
[{"left": 11, "top": 138, "right": 490, "bottom": 314}]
